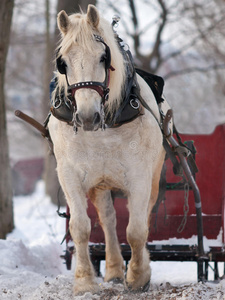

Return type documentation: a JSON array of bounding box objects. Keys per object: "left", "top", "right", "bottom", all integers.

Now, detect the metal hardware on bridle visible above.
[
  {"left": 53, "top": 97, "right": 62, "bottom": 109},
  {"left": 112, "top": 15, "right": 120, "bottom": 28}
]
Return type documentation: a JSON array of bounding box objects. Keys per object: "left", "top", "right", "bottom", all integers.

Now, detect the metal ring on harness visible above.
[
  {"left": 130, "top": 98, "right": 140, "bottom": 109},
  {"left": 53, "top": 97, "right": 62, "bottom": 109}
]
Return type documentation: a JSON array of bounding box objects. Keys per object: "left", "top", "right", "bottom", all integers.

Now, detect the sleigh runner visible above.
[{"left": 15, "top": 5, "right": 225, "bottom": 294}]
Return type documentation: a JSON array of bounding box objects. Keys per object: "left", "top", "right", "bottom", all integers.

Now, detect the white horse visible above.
[{"left": 49, "top": 4, "right": 171, "bottom": 295}]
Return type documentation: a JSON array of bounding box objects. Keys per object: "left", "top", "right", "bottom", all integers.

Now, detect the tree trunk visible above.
[
  {"left": 0, "top": 0, "right": 14, "bottom": 239},
  {"left": 57, "top": 0, "right": 96, "bottom": 14},
  {"left": 42, "top": 0, "right": 61, "bottom": 205}
]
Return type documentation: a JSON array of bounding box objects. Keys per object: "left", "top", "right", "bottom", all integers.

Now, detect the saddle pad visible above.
[{"left": 135, "top": 68, "right": 164, "bottom": 104}]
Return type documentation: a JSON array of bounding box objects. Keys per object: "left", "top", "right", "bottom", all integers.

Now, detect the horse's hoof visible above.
[
  {"left": 141, "top": 280, "right": 150, "bottom": 292},
  {"left": 74, "top": 285, "right": 100, "bottom": 296},
  {"left": 126, "top": 280, "right": 150, "bottom": 293},
  {"left": 74, "top": 279, "right": 100, "bottom": 295},
  {"left": 109, "top": 277, "right": 124, "bottom": 285}
]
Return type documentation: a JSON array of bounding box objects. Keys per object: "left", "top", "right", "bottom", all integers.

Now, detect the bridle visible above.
[
  {"left": 51, "top": 19, "right": 163, "bottom": 134},
  {"left": 56, "top": 34, "right": 115, "bottom": 107}
]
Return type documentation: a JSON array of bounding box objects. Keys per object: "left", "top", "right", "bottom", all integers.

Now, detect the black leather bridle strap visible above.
[{"left": 68, "top": 80, "right": 110, "bottom": 103}]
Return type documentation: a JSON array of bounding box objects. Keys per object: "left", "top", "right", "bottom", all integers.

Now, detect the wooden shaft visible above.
[{"left": 15, "top": 110, "right": 49, "bottom": 138}]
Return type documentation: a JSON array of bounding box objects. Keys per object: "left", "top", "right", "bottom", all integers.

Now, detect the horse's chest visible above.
[
  {"left": 64, "top": 135, "right": 134, "bottom": 190},
  {"left": 53, "top": 121, "right": 159, "bottom": 190},
  {"left": 74, "top": 146, "right": 128, "bottom": 188}
]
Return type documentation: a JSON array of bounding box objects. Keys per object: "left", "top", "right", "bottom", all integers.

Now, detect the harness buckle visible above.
[
  {"left": 130, "top": 98, "right": 140, "bottom": 110},
  {"left": 53, "top": 97, "right": 62, "bottom": 109}
]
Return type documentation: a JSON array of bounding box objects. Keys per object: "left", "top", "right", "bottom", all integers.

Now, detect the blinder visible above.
[
  {"left": 104, "top": 45, "right": 111, "bottom": 70},
  {"left": 56, "top": 49, "right": 67, "bottom": 75},
  {"left": 95, "top": 36, "right": 111, "bottom": 71}
]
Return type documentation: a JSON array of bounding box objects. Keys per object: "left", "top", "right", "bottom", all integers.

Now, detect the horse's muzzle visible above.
[{"left": 75, "top": 112, "right": 101, "bottom": 131}]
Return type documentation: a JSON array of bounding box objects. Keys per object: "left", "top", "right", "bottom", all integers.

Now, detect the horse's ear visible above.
[
  {"left": 87, "top": 5, "right": 99, "bottom": 28},
  {"left": 57, "top": 10, "right": 71, "bottom": 35}
]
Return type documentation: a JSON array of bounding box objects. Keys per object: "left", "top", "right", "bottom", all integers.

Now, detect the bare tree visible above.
[
  {"left": 105, "top": 0, "right": 225, "bottom": 76},
  {"left": 0, "top": 0, "right": 14, "bottom": 239},
  {"left": 42, "top": 0, "right": 59, "bottom": 205},
  {"left": 128, "top": 0, "right": 168, "bottom": 73}
]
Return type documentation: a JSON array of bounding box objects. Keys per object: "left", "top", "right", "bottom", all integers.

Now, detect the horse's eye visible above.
[{"left": 100, "top": 54, "right": 106, "bottom": 63}]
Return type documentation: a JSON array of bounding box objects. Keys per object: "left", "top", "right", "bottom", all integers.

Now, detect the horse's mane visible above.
[{"left": 55, "top": 11, "right": 126, "bottom": 114}]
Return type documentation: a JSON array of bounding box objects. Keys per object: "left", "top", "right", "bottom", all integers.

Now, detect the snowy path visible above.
[{"left": 0, "top": 181, "right": 224, "bottom": 299}]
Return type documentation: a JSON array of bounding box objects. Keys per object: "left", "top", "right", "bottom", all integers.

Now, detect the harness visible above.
[{"left": 51, "top": 33, "right": 165, "bottom": 131}]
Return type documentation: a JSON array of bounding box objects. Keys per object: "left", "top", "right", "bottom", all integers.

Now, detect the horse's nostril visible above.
[
  {"left": 75, "top": 112, "right": 101, "bottom": 131},
  {"left": 93, "top": 112, "right": 101, "bottom": 125},
  {"left": 75, "top": 113, "right": 82, "bottom": 126}
]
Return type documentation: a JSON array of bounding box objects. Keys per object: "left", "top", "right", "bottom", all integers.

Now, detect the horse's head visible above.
[{"left": 56, "top": 5, "right": 125, "bottom": 131}]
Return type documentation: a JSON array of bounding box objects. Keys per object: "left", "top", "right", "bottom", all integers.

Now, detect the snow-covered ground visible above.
[{"left": 1, "top": 181, "right": 225, "bottom": 299}]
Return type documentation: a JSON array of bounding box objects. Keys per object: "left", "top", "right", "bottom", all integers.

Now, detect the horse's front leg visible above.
[
  {"left": 57, "top": 166, "right": 99, "bottom": 295},
  {"left": 126, "top": 184, "right": 152, "bottom": 291},
  {"left": 89, "top": 188, "right": 125, "bottom": 283},
  {"left": 70, "top": 199, "right": 99, "bottom": 294}
]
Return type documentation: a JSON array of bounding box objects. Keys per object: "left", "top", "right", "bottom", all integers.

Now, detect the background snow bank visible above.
[{"left": 0, "top": 181, "right": 224, "bottom": 299}]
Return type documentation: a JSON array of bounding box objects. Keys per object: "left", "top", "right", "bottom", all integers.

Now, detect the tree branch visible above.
[
  {"left": 128, "top": 0, "right": 140, "bottom": 53},
  {"left": 162, "top": 14, "right": 225, "bottom": 63},
  {"left": 164, "top": 63, "right": 225, "bottom": 80},
  {"left": 148, "top": 0, "right": 168, "bottom": 72}
]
